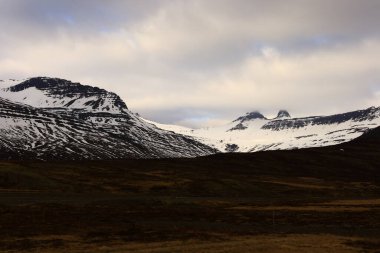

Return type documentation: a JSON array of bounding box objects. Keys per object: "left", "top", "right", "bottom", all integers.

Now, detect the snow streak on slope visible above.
[
  {"left": 0, "top": 77, "right": 217, "bottom": 160},
  {"left": 0, "top": 77, "right": 127, "bottom": 113},
  {"left": 1, "top": 76, "right": 379, "bottom": 158},
  {"left": 146, "top": 108, "right": 380, "bottom": 152}
]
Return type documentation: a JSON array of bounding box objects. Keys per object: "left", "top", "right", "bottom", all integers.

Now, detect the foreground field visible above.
[
  {"left": 0, "top": 128, "right": 379, "bottom": 252},
  {"left": 2, "top": 234, "right": 378, "bottom": 253}
]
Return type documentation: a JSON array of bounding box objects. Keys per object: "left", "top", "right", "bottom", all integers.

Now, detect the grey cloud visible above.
[
  {"left": 0, "top": 0, "right": 379, "bottom": 127},
  {"left": 0, "top": 0, "right": 163, "bottom": 40}
]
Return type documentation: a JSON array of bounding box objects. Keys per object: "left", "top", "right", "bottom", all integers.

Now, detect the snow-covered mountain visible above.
[
  {"left": 1, "top": 77, "right": 379, "bottom": 159},
  {"left": 0, "top": 77, "right": 127, "bottom": 113},
  {"left": 0, "top": 77, "right": 216, "bottom": 160},
  {"left": 147, "top": 108, "right": 380, "bottom": 152}
]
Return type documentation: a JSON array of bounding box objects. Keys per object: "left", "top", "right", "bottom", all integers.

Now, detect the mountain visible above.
[
  {"left": 0, "top": 77, "right": 216, "bottom": 160},
  {"left": 275, "top": 110, "right": 291, "bottom": 119},
  {"left": 1, "top": 77, "right": 127, "bottom": 113},
  {"left": 149, "top": 107, "right": 380, "bottom": 152},
  {"left": 1, "top": 77, "right": 379, "bottom": 159}
]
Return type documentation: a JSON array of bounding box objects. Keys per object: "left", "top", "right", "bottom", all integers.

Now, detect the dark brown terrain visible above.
[{"left": 0, "top": 127, "right": 379, "bottom": 252}]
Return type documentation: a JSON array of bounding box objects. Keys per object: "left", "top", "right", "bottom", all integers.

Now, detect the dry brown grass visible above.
[
  {"left": 228, "top": 198, "right": 380, "bottom": 212},
  {"left": 322, "top": 199, "right": 380, "bottom": 206},
  {"left": 4, "top": 234, "right": 368, "bottom": 253},
  {"left": 227, "top": 205, "right": 373, "bottom": 212},
  {"left": 259, "top": 178, "right": 336, "bottom": 190}
]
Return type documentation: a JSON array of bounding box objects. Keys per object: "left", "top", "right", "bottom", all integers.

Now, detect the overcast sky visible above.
[{"left": 0, "top": 0, "right": 379, "bottom": 127}]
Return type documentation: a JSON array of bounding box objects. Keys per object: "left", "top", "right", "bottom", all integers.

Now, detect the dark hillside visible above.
[{"left": 0, "top": 127, "right": 379, "bottom": 252}]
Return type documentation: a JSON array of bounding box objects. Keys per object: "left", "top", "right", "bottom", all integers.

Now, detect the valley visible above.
[{"left": 0, "top": 127, "right": 379, "bottom": 252}]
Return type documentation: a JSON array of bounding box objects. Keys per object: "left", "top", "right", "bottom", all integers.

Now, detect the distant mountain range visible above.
[
  {"left": 0, "top": 77, "right": 379, "bottom": 160},
  {"left": 151, "top": 107, "right": 380, "bottom": 152}
]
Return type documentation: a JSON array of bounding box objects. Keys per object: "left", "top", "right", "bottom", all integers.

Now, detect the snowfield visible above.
[{"left": 145, "top": 108, "right": 380, "bottom": 152}]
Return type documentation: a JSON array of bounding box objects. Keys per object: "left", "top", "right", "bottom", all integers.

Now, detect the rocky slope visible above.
[{"left": 0, "top": 77, "right": 216, "bottom": 160}]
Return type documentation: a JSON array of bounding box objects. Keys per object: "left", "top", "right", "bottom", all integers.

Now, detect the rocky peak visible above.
[
  {"left": 234, "top": 111, "right": 266, "bottom": 123},
  {"left": 3, "top": 77, "right": 128, "bottom": 113},
  {"left": 275, "top": 110, "right": 291, "bottom": 119}
]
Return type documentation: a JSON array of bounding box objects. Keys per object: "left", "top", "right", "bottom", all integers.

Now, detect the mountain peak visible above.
[
  {"left": 2, "top": 77, "right": 128, "bottom": 113},
  {"left": 275, "top": 110, "right": 291, "bottom": 119},
  {"left": 234, "top": 111, "right": 266, "bottom": 122}
]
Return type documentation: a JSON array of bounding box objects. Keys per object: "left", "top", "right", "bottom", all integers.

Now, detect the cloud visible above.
[{"left": 0, "top": 0, "right": 379, "bottom": 127}]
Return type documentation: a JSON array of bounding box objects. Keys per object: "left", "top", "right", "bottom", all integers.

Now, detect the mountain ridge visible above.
[
  {"left": 1, "top": 77, "right": 128, "bottom": 114},
  {"left": 0, "top": 77, "right": 217, "bottom": 160},
  {"left": 0, "top": 76, "right": 379, "bottom": 159},
  {"left": 150, "top": 106, "right": 380, "bottom": 153}
]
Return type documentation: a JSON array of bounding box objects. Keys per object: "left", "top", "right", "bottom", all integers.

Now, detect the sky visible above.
[{"left": 0, "top": 0, "right": 379, "bottom": 128}]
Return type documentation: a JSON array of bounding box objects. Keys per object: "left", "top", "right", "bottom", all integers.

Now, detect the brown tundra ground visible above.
[{"left": 0, "top": 128, "right": 379, "bottom": 252}]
